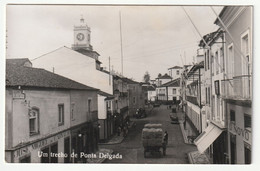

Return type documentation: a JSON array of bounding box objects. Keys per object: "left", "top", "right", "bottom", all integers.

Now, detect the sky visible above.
[{"left": 6, "top": 5, "right": 223, "bottom": 82}]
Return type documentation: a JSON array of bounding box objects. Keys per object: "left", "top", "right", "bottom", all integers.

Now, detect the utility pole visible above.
[
  {"left": 109, "top": 56, "right": 111, "bottom": 85},
  {"left": 119, "top": 11, "right": 124, "bottom": 76}
]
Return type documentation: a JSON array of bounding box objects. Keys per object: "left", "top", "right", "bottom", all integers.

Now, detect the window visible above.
[
  {"left": 205, "top": 52, "right": 207, "bottom": 71},
  {"left": 176, "top": 70, "right": 180, "bottom": 75},
  {"left": 172, "top": 88, "right": 176, "bottom": 94},
  {"left": 58, "top": 104, "right": 64, "bottom": 126},
  {"left": 41, "top": 143, "right": 58, "bottom": 163},
  {"left": 29, "top": 107, "right": 39, "bottom": 135},
  {"left": 206, "top": 87, "right": 208, "bottom": 104},
  {"left": 88, "top": 99, "right": 92, "bottom": 114},
  {"left": 215, "top": 51, "right": 219, "bottom": 74},
  {"left": 230, "top": 110, "right": 235, "bottom": 122},
  {"left": 244, "top": 114, "right": 251, "bottom": 129},
  {"left": 212, "top": 96, "right": 215, "bottom": 119},
  {"left": 133, "top": 97, "right": 136, "bottom": 104},
  {"left": 216, "top": 97, "right": 220, "bottom": 120},
  {"left": 207, "top": 49, "right": 210, "bottom": 70},
  {"left": 208, "top": 87, "right": 210, "bottom": 105},
  {"left": 227, "top": 44, "right": 234, "bottom": 78},
  {"left": 221, "top": 99, "right": 224, "bottom": 121},
  {"left": 107, "top": 101, "right": 111, "bottom": 110},
  {"left": 241, "top": 30, "right": 251, "bottom": 97},
  {"left": 211, "top": 55, "right": 214, "bottom": 75},
  {"left": 71, "top": 103, "right": 75, "bottom": 120},
  {"left": 220, "top": 47, "right": 224, "bottom": 72}
]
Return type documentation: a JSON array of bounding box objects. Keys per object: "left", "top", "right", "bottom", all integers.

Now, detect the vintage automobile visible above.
[{"left": 134, "top": 108, "right": 147, "bottom": 118}]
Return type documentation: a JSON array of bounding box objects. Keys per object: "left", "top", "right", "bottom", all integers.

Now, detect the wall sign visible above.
[
  {"left": 229, "top": 121, "right": 251, "bottom": 143},
  {"left": 13, "top": 130, "right": 70, "bottom": 159},
  {"left": 13, "top": 90, "right": 25, "bottom": 99}
]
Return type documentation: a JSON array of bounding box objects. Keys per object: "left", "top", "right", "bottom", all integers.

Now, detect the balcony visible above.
[
  {"left": 186, "top": 95, "right": 199, "bottom": 106},
  {"left": 221, "top": 75, "right": 252, "bottom": 101},
  {"left": 158, "top": 93, "right": 166, "bottom": 96}
]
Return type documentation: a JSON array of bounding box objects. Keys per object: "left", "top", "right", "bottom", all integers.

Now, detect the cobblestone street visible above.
[{"left": 100, "top": 105, "right": 197, "bottom": 164}]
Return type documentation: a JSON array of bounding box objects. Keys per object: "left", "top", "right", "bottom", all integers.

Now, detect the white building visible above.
[{"left": 168, "top": 66, "right": 182, "bottom": 79}]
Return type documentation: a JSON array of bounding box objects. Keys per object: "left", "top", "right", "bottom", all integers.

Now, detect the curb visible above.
[
  {"left": 99, "top": 121, "right": 136, "bottom": 145},
  {"left": 179, "top": 120, "right": 193, "bottom": 145}
]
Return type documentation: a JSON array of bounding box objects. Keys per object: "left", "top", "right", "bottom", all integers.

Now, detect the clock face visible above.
[{"left": 77, "top": 33, "right": 85, "bottom": 41}]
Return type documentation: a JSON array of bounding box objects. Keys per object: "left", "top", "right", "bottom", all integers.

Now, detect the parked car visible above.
[
  {"left": 169, "top": 113, "right": 179, "bottom": 124},
  {"left": 153, "top": 102, "right": 160, "bottom": 107},
  {"left": 135, "top": 108, "right": 147, "bottom": 118}
]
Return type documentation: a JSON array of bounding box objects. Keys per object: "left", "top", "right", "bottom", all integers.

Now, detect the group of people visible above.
[{"left": 117, "top": 122, "right": 129, "bottom": 137}]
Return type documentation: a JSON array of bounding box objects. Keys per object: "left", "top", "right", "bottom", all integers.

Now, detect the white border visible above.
[{"left": 0, "top": 0, "right": 259, "bottom": 171}]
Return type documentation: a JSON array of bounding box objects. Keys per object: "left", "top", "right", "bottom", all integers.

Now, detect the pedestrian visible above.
[
  {"left": 123, "top": 126, "right": 127, "bottom": 137},
  {"left": 164, "top": 131, "right": 168, "bottom": 145},
  {"left": 162, "top": 141, "right": 166, "bottom": 156},
  {"left": 117, "top": 126, "right": 121, "bottom": 136}
]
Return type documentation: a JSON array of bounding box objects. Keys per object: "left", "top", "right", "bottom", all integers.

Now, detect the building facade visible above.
[
  {"left": 5, "top": 59, "right": 99, "bottom": 163},
  {"left": 216, "top": 6, "right": 252, "bottom": 164},
  {"left": 155, "top": 73, "right": 172, "bottom": 87},
  {"left": 168, "top": 66, "right": 183, "bottom": 79},
  {"left": 156, "top": 78, "right": 181, "bottom": 103},
  {"left": 193, "top": 6, "right": 252, "bottom": 164},
  {"left": 183, "top": 62, "right": 205, "bottom": 138}
]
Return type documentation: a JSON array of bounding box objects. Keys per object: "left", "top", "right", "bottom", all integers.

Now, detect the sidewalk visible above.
[
  {"left": 98, "top": 120, "right": 135, "bottom": 145},
  {"left": 86, "top": 148, "right": 114, "bottom": 163},
  {"left": 176, "top": 109, "right": 211, "bottom": 164}
]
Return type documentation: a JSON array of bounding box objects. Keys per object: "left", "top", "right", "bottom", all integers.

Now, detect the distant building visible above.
[
  {"left": 123, "top": 78, "right": 145, "bottom": 117},
  {"left": 156, "top": 78, "right": 181, "bottom": 103},
  {"left": 146, "top": 85, "right": 156, "bottom": 102},
  {"left": 97, "top": 91, "right": 115, "bottom": 142},
  {"left": 5, "top": 59, "right": 99, "bottom": 163},
  {"left": 168, "top": 66, "right": 183, "bottom": 79},
  {"left": 112, "top": 75, "right": 129, "bottom": 131},
  {"left": 155, "top": 73, "right": 172, "bottom": 87}
]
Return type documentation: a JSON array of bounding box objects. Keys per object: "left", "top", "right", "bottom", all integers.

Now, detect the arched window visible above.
[{"left": 29, "top": 107, "right": 39, "bottom": 135}]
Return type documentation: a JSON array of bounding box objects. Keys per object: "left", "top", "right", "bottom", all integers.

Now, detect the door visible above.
[
  {"left": 50, "top": 143, "right": 58, "bottom": 163},
  {"left": 230, "top": 134, "right": 236, "bottom": 164},
  {"left": 64, "top": 137, "right": 70, "bottom": 163}
]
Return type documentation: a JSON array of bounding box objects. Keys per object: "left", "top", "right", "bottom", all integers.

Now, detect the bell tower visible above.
[{"left": 72, "top": 16, "right": 92, "bottom": 51}]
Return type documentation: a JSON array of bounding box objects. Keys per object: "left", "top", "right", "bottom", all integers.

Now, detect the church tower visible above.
[{"left": 72, "top": 16, "right": 92, "bottom": 51}]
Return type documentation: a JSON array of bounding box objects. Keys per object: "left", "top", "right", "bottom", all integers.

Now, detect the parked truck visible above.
[{"left": 142, "top": 124, "right": 166, "bottom": 157}]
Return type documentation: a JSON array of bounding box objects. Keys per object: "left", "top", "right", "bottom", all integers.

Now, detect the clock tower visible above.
[{"left": 72, "top": 17, "right": 92, "bottom": 51}]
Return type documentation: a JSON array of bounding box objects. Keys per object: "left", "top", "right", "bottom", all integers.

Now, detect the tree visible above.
[
  {"left": 143, "top": 71, "right": 150, "bottom": 83},
  {"left": 158, "top": 73, "right": 162, "bottom": 78}
]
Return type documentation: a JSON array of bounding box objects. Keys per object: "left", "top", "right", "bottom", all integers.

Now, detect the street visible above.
[{"left": 100, "top": 105, "right": 196, "bottom": 164}]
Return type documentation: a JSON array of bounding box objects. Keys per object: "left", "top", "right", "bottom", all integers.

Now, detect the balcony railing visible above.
[
  {"left": 186, "top": 95, "right": 199, "bottom": 106},
  {"left": 158, "top": 93, "right": 166, "bottom": 96},
  {"left": 221, "top": 75, "right": 252, "bottom": 100}
]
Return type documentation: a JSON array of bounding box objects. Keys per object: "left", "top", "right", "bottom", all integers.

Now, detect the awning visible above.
[{"left": 194, "top": 123, "right": 223, "bottom": 153}]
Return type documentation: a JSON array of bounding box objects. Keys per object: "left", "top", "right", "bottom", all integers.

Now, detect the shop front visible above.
[
  {"left": 5, "top": 130, "right": 71, "bottom": 163},
  {"left": 70, "top": 122, "right": 99, "bottom": 163}
]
